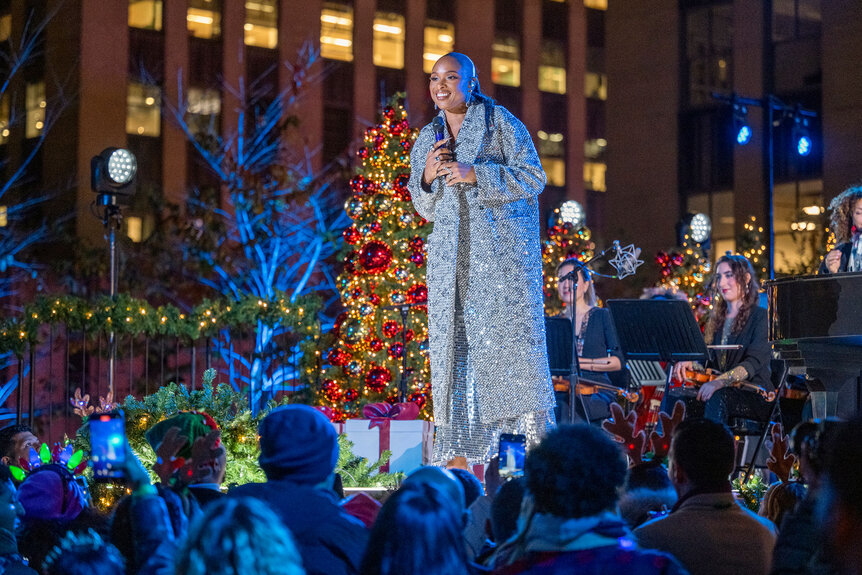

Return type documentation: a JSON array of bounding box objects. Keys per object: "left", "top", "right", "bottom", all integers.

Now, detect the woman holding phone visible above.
[{"left": 408, "top": 52, "right": 555, "bottom": 465}]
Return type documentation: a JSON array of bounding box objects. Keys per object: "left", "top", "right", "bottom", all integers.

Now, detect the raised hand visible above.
[
  {"left": 602, "top": 402, "right": 645, "bottom": 466},
  {"left": 766, "top": 423, "right": 796, "bottom": 483},
  {"left": 649, "top": 400, "right": 686, "bottom": 460}
]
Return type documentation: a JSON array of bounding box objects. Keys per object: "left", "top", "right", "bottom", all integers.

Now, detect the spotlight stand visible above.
[
  {"left": 97, "top": 193, "right": 123, "bottom": 397},
  {"left": 712, "top": 92, "right": 817, "bottom": 279}
]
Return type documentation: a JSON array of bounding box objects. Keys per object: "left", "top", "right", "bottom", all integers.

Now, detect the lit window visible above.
[
  {"left": 0, "top": 206, "right": 7, "bottom": 227},
  {"left": 188, "top": 0, "right": 222, "bottom": 39},
  {"left": 186, "top": 87, "right": 221, "bottom": 136},
  {"left": 423, "top": 20, "right": 454, "bottom": 73},
  {"left": 584, "top": 0, "right": 607, "bottom": 9},
  {"left": 584, "top": 138, "right": 607, "bottom": 159},
  {"left": 0, "top": 96, "right": 9, "bottom": 144},
  {"left": 537, "top": 130, "right": 565, "bottom": 187},
  {"left": 245, "top": 0, "right": 277, "bottom": 49},
  {"left": 492, "top": 36, "right": 520, "bottom": 87},
  {"left": 373, "top": 12, "right": 405, "bottom": 69},
  {"left": 539, "top": 41, "right": 566, "bottom": 94},
  {"left": 25, "top": 82, "right": 46, "bottom": 139},
  {"left": 0, "top": 13, "right": 11, "bottom": 42},
  {"left": 584, "top": 161, "right": 607, "bottom": 192},
  {"left": 127, "top": 83, "right": 161, "bottom": 137},
  {"left": 126, "top": 216, "right": 143, "bottom": 242},
  {"left": 585, "top": 72, "right": 607, "bottom": 100},
  {"left": 129, "top": 1, "right": 163, "bottom": 31},
  {"left": 321, "top": 3, "right": 353, "bottom": 62}
]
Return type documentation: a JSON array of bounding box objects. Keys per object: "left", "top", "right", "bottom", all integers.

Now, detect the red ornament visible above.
[
  {"left": 385, "top": 394, "right": 399, "bottom": 405},
  {"left": 344, "top": 388, "right": 359, "bottom": 402},
  {"left": 369, "top": 338, "right": 384, "bottom": 352},
  {"left": 327, "top": 348, "right": 350, "bottom": 366},
  {"left": 383, "top": 107, "right": 396, "bottom": 120},
  {"left": 388, "top": 342, "right": 404, "bottom": 359},
  {"left": 407, "top": 284, "right": 428, "bottom": 304},
  {"left": 369, "top": 293, "right": 381, "bottom": 305},
  {"left": 370, "top": 221, "right": 382, "bottom": 233},
  {"left": 357, "top": 147, "right": 369, "bottom": 159},
  {"left": 410, "top": 236, "right": 424, "bottom": 250},
  {"left": 404, "top": 329, "right": 415, "bottom": 342},
  {"left": 383, "top": 320, "right": 400, "bottom": 339},
  {"left": 322, "top": 379, "right": 343, "bottom": 402},
  {"left": 343, "top": 226, "right": 361, "bottom": 245},
  {"left": 365, "top": 366, "right": 393, "bottom": 392},
  {"left": 408, "top": 392, "right": 427, "bottom": 410},
  {"left": 394, "top": 187, "right": 411, "bottom": 202},
  {"left": 410, "top": 251, "right": 425, "bottom": 266},
  {"left": 360, "top": 241, "right": 394, "bottom": 273}
]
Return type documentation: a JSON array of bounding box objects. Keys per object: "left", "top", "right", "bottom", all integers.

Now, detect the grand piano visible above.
[{"left": 766, "top": 272, "right": 862, "bottom": 418}]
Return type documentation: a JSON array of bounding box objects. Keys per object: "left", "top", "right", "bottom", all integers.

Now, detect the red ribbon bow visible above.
[{"left": 362, "top": 402, "right": 420, "bottom": 472}]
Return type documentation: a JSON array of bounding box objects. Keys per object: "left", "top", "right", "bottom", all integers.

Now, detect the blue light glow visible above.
[
  {"left": 797, "top": 136, "right": 812, "bottom": 156},
  {"left": 736, "top": 125, "right": 752, "bottom": 145}
]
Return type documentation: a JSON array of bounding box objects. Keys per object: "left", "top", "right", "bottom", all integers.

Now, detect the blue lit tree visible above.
[{"left": 166, "top": 44, "right": 349, "bottom": 413}]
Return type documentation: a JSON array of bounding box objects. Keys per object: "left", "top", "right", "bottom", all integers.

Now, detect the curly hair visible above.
[
  {"left": 828, "top": 185, "right": 862, "bottom": 243},
  {"left": 176, "top": 497, "right": 304, "bottom": 575},
  {"left": 360, "top": 482, "right": 471, "bottom": 575},
  {"left": 704, "top": 253, "right": 760, "bottom": 344},
  {"left": 525, "top": 424, "right": 627, "bottom": 518}
]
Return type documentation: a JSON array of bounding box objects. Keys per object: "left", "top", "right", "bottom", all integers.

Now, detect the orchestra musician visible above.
[
  {"left": 820, "top": 185, "right": 862, "bottom": 274},
  {"left": 667, "top": 253, "right": 772, "bottom": 425},
  {"left": 552, "top": 257, "right": 624, "bottom": 423}
]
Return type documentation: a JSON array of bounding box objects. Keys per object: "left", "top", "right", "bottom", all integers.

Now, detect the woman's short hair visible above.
[
  {"left": 360, "top": 482, "right": 470, "bottom": 575},
  {"left": 176, "top": 497, "right": 305, "bottom": 575}
]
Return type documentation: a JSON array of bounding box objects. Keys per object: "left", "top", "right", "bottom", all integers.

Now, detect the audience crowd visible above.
[{"left": 0, "top": 405, "right": 859, "bottom": 575}]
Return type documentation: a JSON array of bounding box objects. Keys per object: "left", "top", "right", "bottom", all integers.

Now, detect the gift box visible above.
[{"left": 343, "top": 403, "right": 434, "bottom": 474}]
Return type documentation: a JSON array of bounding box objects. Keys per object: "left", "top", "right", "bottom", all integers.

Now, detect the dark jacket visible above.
[
  {"left": 708, "top": 306, "right": 772, "bottom": 390},
  {"left": 0, "top": 529, "right": 37, "bottom": 575},
  {"left": 230, "top": 479, "right": 369, "bottom": 575},
  {"left": 817, "top": 241, "right": 851, "bottom": 275}
]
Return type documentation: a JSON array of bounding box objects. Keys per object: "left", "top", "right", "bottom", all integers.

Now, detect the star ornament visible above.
[{"left": 609, "top": 243, "right": 643, "bottom": 279}]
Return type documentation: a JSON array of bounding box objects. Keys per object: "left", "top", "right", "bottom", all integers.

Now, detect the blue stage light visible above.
[
  {"left": 797, "top": 135, "right": 812, "bottom": 156},
  {"left": 736, "top": 125, "right": 752, "bottom": 145}
]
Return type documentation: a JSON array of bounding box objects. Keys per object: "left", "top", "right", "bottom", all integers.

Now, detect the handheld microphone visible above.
[{"left": 432, "top": 116, "right": 445, "bottom": 143}]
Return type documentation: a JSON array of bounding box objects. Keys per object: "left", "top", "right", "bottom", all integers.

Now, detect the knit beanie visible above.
[
  {"left": 258, "top": 405, "right": 339, "bottom": 484},
  {"left": 145, "top": 412, "right": 220, "bottom": 459}
]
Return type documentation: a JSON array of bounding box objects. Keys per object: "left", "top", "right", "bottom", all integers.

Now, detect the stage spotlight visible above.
[
  {"left": 679, "top": 212, "right": 712, "bottom": 246},
  {"left": 733, "top": 104, "right": 751, "bottom": 145},
  {"left": 91, "top": 148, "right": 138, "bottom": 196},
  {"left": 558, "top": 200, "right": 585, "bottom": 228},
  {"left": 793, "top": 116, "right": 812, "bottom": 157}
]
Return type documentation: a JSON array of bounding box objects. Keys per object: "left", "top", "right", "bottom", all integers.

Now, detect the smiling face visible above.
[
  {"left": 556, "top": 263, "right": 590, "bottom": 306},
  {"left": 429, "top": 56, "right": 473, "bottom": 113},
  {"left": 853, "top": 198, "right": 862, "bottom": 231}
]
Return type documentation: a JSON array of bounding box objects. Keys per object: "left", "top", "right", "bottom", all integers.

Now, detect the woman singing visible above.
[
  {"left": 552, "top": 258, "right": 623, "bottom": 423},
  {"left": 820, "top": 186, "right": 862, "bottom": 274},
  {"left": 667, "top": 253, "right": 772, "bottom": 424},
  {"left": 408, "top": 53, "right": 555, "bottom": 465}
]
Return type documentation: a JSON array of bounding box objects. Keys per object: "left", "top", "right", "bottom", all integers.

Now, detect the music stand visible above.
[{"left": 605, "top": 299, "right": 708, "bottom": 365}]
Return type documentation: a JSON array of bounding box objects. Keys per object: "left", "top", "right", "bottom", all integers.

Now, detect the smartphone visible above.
[
  {"left": 89, "top": 412, "right": 126, "bottom": 480},
  {"left": 498, "top": 433, "right": 527, "bottom": 479}
]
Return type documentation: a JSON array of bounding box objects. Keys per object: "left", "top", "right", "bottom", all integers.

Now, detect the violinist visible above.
[
  {"left": 552, "top": 258, "right": 624, "bottom": 423},
  {"left": 667, "top": 253, "right": 772, "bottom": 424},
  {"left": 820, "top": 185, "right": 862, "bottom": 274}
]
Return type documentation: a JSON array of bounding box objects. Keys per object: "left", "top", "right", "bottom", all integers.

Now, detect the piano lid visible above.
[{"left": 765, "top": 272, "right": 862, "bottom": 344}]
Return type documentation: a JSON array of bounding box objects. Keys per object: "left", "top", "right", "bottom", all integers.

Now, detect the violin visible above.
[
  {"left": 671, "top": 367, "right": 776, "bottom": 402},
  {"left": 552, "top": 376, "right": 640, "bottom": 403}
]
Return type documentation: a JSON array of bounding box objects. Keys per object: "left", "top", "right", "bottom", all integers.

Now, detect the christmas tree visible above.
[
  {"left": 737, "top": 216, "right": 769, "bottom": 278},
  {"left": 319, "top": 98, "right": 432, "bottom": 422},
  {"left": 542, "top": 202, "right": 595, "bottom": 316},
  {"left": 654, "top": 235, "right": 712, "bottom": 321}
]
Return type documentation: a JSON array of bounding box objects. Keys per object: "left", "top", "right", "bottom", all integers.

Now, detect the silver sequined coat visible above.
[{"left": 408, "top": 102, "right": 556, "bottom": 425}]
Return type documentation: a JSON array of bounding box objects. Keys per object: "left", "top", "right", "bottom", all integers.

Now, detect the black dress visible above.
[
  {"left": 551, "top": 307, "right": 625, "bottom": 424},
  {"left": 664, "top": 306, "right": 773, "bottom": 424}
]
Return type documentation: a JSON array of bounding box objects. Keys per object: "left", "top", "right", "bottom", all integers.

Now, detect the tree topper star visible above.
[{"left": 609, "top": 242, "right": 644, "bottom": 279}]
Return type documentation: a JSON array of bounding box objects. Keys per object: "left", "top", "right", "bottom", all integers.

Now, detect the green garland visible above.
[
  {"left": 0, "top": 292, "right": 321, "bottom": 355},
  {"left": 73, "top": 369, "right": 401, "bottom": 511},
  {"left": 732, "top": 473, "right": 770, "bottom": 512}
]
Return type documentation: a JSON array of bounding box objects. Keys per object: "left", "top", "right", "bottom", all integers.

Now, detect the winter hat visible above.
[
  {"left": 145, "top": 412, "right": 220, "bottom": 459},
  {"left": 258, "top": 405, "right": 339, "bottom": 484},
  {"left": 18, "top": 465, "right": 87, "bottom": 521}
]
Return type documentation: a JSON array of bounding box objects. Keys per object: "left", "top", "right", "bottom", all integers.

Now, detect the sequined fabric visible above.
[{"left": 408, "top": 102, "right": 556, "bottom": 462}]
